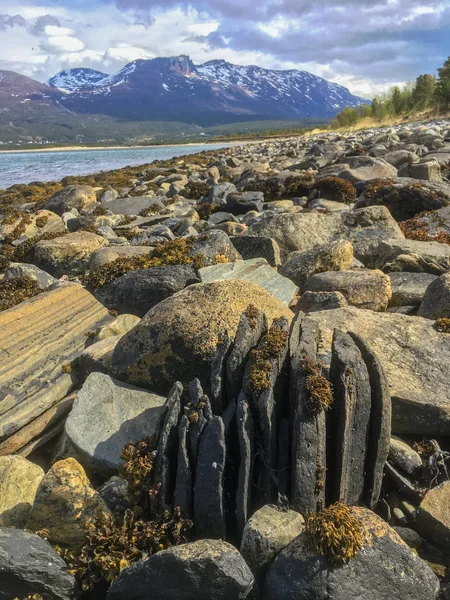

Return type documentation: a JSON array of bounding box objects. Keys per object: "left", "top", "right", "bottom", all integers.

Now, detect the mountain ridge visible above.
[{"left": 44, "top": 55, "right": 368, "bottom": 124}]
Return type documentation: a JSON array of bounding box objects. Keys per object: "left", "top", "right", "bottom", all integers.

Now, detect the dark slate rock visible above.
[
  {"left": 97, "top": 476, "right": 133, "bottom": 515},
  {"left": 210, "top": 332, "right": 232, "bottom": 415},
  {"left": 328, "top": 329, "right": 371, "bottom": 505},
  {"left": 389, "top": 272, "right": 438, "bottom": 307},
  {"left": 276, "top": 418, "right": 290, "bottom": 498},
  {"left": 289, "top": 313, "right": 326, "bottom": 514},
  {"left": 263, "top": 507, "right": 439, "bottom": 600},
  {"left": 0, "top": 528, "right": 77, "bottom": 600},
  {"left": 236, "top": 392, "right": 254, "bottom": 538},
  {"left": 194, "top": 416, "right": 226, "bottom": 539},
  {"left": 93, "top": 265, "right": 199, "bottom": 317},
  {"left": 173, "top": 415, "right": 193, "bottom": 519},
  {"left": 187, "top": 379, "right": 209, "bottom": 477},
  {"left": 226, "top": 307, "right": 267, "bottom": 404},
  {"left": 107, "top": 539, "right": 255, "bottom": 600},
  {"left": 225, "top": 192, "right": 264, "bottom": 215},
  {"left": 244, "top": 317, "right": 290, "bottom": 506},
  {"left": 350, "top": 332, "right": 391, "bottom": 509},
  {"left": 151, "top": 382, "right": 182, "bottom": 516},
  {"left": 230, "top": 235, "right": 281, "bottom": 267}
]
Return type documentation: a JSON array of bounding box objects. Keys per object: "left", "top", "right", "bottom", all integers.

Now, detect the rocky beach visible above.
[{"left": 0, "top": 120, "right": 450, "bottom": 599}]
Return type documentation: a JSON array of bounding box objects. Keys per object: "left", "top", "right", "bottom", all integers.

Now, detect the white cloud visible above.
[
  {"left": 43, "top": 35, "right": 85, "bottom": 53},
  {"left": 44, "top": 25, "right": 74, "bottom": 36}
]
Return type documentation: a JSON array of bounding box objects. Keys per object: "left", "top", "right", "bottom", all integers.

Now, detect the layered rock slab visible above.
[
  {"left": 0, "top": 284, "right": 111, "bottom": 449},
  {"left": 307, "top": 307, "right": 450, "bottom": 434}
]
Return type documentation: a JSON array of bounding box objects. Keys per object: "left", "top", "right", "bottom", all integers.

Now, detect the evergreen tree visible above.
[
  {"left": 436, "top": 56, "right": 450, "bottom": 110},
  {"left": 411, "top": 74, "right": 437, "bottom": 110}
]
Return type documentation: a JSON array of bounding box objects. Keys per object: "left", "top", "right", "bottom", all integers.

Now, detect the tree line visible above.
[{"left": 331, "top": 56, "right": 450, "bottom": 129}]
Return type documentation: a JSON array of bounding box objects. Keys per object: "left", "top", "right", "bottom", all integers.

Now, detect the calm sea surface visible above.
[{"left": 0, "top": 143, "right": 233, "bottom": 189}]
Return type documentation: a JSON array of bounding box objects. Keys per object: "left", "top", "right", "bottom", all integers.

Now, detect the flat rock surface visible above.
[
  {"left": 307, "top": 307, "right": 450, "bottom": 434},
  {"left": 0, "top": 456, "right": 44, "bottom": 527},
  {"left": 65, "top": 372, "right": 166, "bottom": 476},
  {"left": 199, "top": 258, "right": 297, "bottom": 306}
]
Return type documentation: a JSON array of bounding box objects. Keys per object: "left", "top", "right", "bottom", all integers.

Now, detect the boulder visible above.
[
  {"left": 357, "top": 178, "right": 450, "bottom": 220},
  {"left": 79, "top": 335, "right": 121, "bottom": 376},
  {"left": 0, "top": 528, "right": 77, "bottom": 600},
  {"left": 375, "top": 239, "right": 450, "bottom": 275},
  {"left": 418, "top": 272, "right": 450, "bottom": 318},
  {"left": 111, "top": 280, "right": 292, "bottom": 396},
  {"left": 279, "top": 240, "right": 353, "bottom": 291},
  {"left": 0, "top": 284, "right": 111, "bottom": 451},
  {"left": 337, "top": 155, "right": 398, "bottom": 183},
  {"left": 101, "top": 195, "right": 164, "bottom": 216},
  {"left": 230, "top": 235, "right": 281, "bottom": 267},
  {"left": 305, "top": 269, "right": 392, "bottom": 312},
  {"left": 107, "top": 539, "right": 255, "bottom": 600},
  {"left": 207, "top": 182, "right": 238, "bottom": 206},
  {"left": 307, "top": 307, "right": 450, "bottom": 434},
  {"left": 45, "top": 184, "right": 98, "bottom": 215},
  {"left": 248, "top": 206, "right": 402, "bottom": 260},
  {"left": 93, "top": 265, "right": 200, "bottom": 317},
  {"left": 34, "top": 231, "right": 108, "bottom": 277},
  {"left": 65, "top": 373, "right": 166, "bottom": 476},
  {"left": 199, "top": 258, "right": 297, "bottom": 306},
  {"left": 416, "top": 481, "right": 450, "bottom": 549},
  {"left": 0, "top": 456, "right": 44, "bottom": 527},
  {"left": 225, "top": 192, "right": 264, "bottom": 215},
  {"left": 190, "top": 230, "right": 241, "bottom": 265},
  {"left": 26, "top": 457, "right": 110, "bottom": 550},
  {"left": 389, "top": 272, "right": 438, "bottom": 307},
  {"left": 296, "top": 290, "right": 348, "bottom": 313},
  {"left": 0, "top": 209, "right": 65, "bottom": 241},
  {"left": 264, "top": 506, "right": 439, "bottom": 600},
  {"left": 240, "top": 504, "right": 304, "bottom": 579},
  {"left": 89, "top": 245, "right": 151, "bottom": 272},
  {"left": 3, "top": 262, "right": 57, "bottom": 289}
]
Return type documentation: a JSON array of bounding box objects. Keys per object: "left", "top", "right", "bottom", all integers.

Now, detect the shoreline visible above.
[{"left": 0, "top": 141, "right": 236, "bottom": 155}]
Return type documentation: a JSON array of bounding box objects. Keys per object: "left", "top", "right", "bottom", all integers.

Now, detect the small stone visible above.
[{"left": 389, "top": 437, "right": 423, "bottom": 475}]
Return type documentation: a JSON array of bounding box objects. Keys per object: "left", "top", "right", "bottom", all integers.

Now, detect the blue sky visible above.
[{"left": 0, "top": 0, "right": 448, "bottom": 97}]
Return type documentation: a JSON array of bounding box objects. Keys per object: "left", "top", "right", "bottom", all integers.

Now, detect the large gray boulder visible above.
[
  {"left": 101, "top": 195, "right": 164, "bottom": 216},
  {"left": 418, "top": 272, "right": 450, "bottom": 319},
  {"left": 264, "top": 507, "right": 439, "bottom": 600},
  {"left": 111, "top": 280, "right": 292, "bottom": 396},
  {"left": 307, "top": 307, "right": 450, "bottom": 434},
  {"left": 65, "top": 372, "right": 166, "bottom": 476},
  {"left": 248, "top": 206, "right": 402, "bottom": 260},
  {"left": 369, "top": 238, "right": 450, "bottom": 274},
  {"left": 107, "top": 539, "right": 255, "bottom": 600},
  {"left": 0, "top": 527, "right": 77, "bottom": 600}
]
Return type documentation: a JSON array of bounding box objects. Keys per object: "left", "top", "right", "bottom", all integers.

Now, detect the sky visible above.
[{"left": 0, "top": 0, "right": 448, "bottom": 98}]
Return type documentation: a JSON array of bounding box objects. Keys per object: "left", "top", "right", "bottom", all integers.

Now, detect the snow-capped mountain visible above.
[
  {"left": 47, "top": 55, "right": 367, "bottom": 124},
  {"left": 46, "top": 68, "right": 108, "bottom": 92}
]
